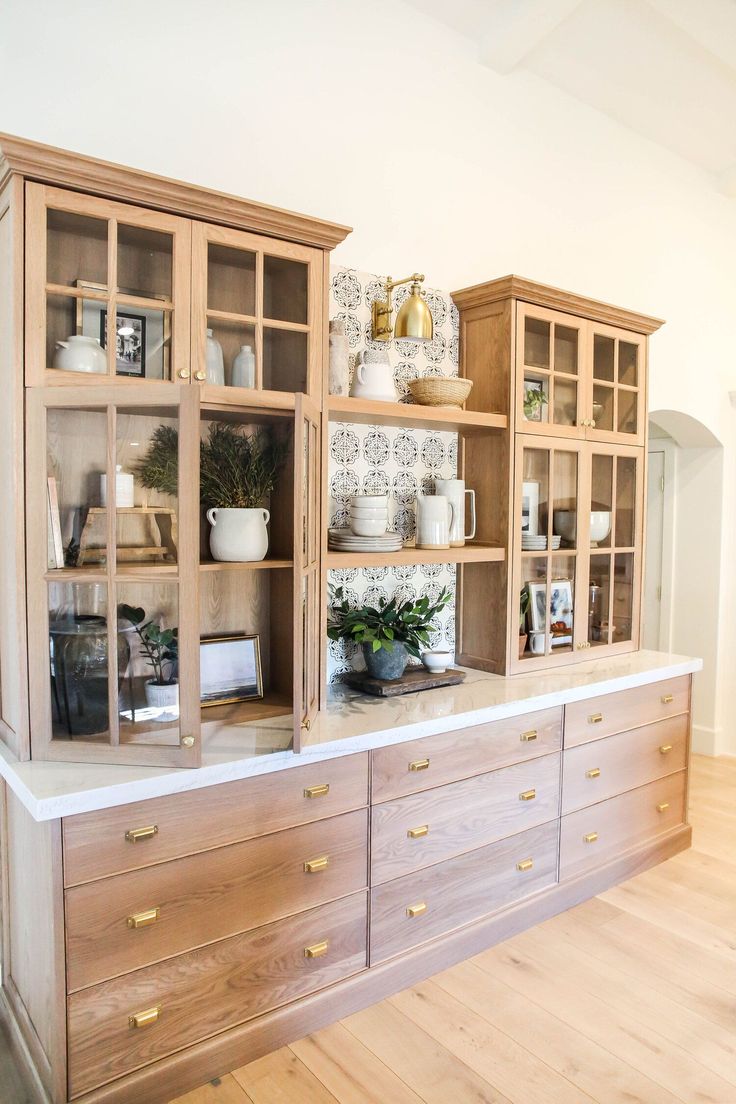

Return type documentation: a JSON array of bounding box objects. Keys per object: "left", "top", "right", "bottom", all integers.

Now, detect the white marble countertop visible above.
[{"left": 0, "top": 650, "right": 702, "bottom": 821}]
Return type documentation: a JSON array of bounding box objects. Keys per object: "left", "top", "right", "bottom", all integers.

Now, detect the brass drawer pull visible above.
[
  {"left": 586, "top": 767, "right": 601, "bottom": 779},
  {"left": 409, "top": 758, "right": 430, "bottom": 772},
  {"left": 407, "top": 824, "right": 429, "bottom": 839},
  {"left": 406, "top": 902, "right": 427, "bottom": 918},
  {"left": 661, "top": 694, "right": 674, "bottom": 704},
  {"left": 303, "top": 856, "right": 329, "bottom": 873},
  {"left": 129, "top": 1006, "right": 161, "bottom": 1030},
  {"left": 127, "top": 908, "right": 160, "bottom": 930},
  {"left": 304, "top": 784, "right": 330, "bottom": 799},
  {"left": 519, "top": 789, "right": 536, "bottom": 801},
  {"left": 516, "top": 858, "right": 534, "bottom": 872},
  {"left": 520, "top": 730, "right": 538, "bottom": 742},
  {"left": 659, "top": 744, "right": 673, "bottom": 755},
  {"left": 588, "top": 712, "right": 603, "bottom": 724},
  {"left": 304, "top": 940, "right": 329, "bottom": 959},
  {"left": 125, "top": 825, "right": 158, "bottom": 844},
  {"left": 656, "top": 801, "right": 670, "bottom": 813},
  {"left": 583, "top": 832, "right": 599, "bottom": 844}
]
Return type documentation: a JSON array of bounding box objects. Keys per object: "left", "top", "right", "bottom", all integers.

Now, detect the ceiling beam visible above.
[{"left": 478, "top": 0, "right": 585, "bottom": 74}]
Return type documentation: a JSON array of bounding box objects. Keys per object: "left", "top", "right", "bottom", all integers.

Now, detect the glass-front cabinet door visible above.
[
  {"left": 586, "top": 323, "right": 645, "bottom": 445},
  {"left": 516, "top": 304, "right": 586, "bottom": 437},
  {"left": 192, "top": 223, "right": 321, "bottom": 402},
  {"left": 26, "top": 384, "right": 201, "bottom": 766},
  {"left": 25, "top": 183, "right": 191, "bottom": 387}
]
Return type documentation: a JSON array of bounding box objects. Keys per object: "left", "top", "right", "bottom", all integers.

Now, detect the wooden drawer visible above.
[
  {"left": 562, "top": 714, "right": 688, "bottom": 814},
  {"left": 371, "top": 821, "right": 558, "bottom": 963},
  {"left": 371, "top": 707, "right": 562, "bottom": 802},
  {"left": 560, "top": 771, "right": 687, "bottom": 881},
  {"left": 371, "top": 752, "right": 560, "bottom": 885},
  {"left": 62, "top": 752, "right": 369, "bottom": 887},
  {"left": 67, "top": 891, "right": 367, "bottom": 1097},
  {"left": 65, "top": 808, "right": 368, "bottom": 992},
  {"left": 564, "top": 676, "right": 690, "bottom": 747}
]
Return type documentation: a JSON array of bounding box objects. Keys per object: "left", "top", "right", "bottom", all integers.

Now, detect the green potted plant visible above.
[
  {"left": 328, "top": 586, "right": 451, "bottom": 681},
  {"left": 519, "top": 586, "right": 530, "bottom": 658},
  {"left": 135, "top": 422, "right": 288, "bottom": 562},
  {"left": 523, "top": 385, "right": 548, "bottom": 421},
  {"left": 118, "top": 604, "right": 179, "bottom": 717}
]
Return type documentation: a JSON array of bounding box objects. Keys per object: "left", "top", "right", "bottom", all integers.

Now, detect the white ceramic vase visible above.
[
  {"left": 206, "top": 328, "right": 225, "bottom": 385},
  {"left": 207, "top": 507, "right": 270, "bottom": 562},
  {"left": 53, "top": 335, "right": 107, "bottom": 374},
  {"left": 144, "top": 679, "right": 179, "bottom": 717},
  {"left": 232, "top": 344, "right": 255, "bottom": 388}
]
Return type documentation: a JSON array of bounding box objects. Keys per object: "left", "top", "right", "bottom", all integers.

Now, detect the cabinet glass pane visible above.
[
  {"left": 588, "top": 554, "right": 611, "bottom": 647},
  {"left": 551, "top": 450, "right": 578, "bottom": 550},
  {"left": 524, "top": 317, "right": 550, "bottom": 369},
  {"left": 47, "top": 408, "right": 109, "bottom": 570},
  {"left": 117, "top": 582, "right": 180, "bottom": 742},
  {"left": 592, "top": 384, "right": 614, "bottom": 433},
  {"left": 520, "top": 560, "right": 547, "bottom": 660},
  {"left": 47, "top": 209, "right": 108, "bottom": 288},
  {"left": 554, "top": 325, "right": 578, "bottom": 375},
  {"left": 619, "top": 341, "right": 638, "bottom": 386},
  {"left": 593, "top": 334, "right": 615, "bottom": 381},
  {"left": 549, "top": 555, "right": 575, "bottom": 655},
  {"left": 116, "top": 406, "right": 179, "bottom": 566},
  {"left": 552, "top": 377, "right": 578, "bottom": 428},
  {"left": 612, "top": 553, "right": 635, "bottom": 643},
  {"left": 111, "top": 306, "right": 171, "bottom": 381},
  {"left": 617, "top": 389, "right": 638, "bottom": 436},
  {"left": 615, "top": 456, "right": 637, "bottom": 548},
  {"left": 206, "top": 318, "right": 257, "bottom": 387},
  {"left": 263, "top": 328, "right": 308, "bottom": 392},
  {"left": 521, "top": 449, "right": 549, "bottom": 538},
  {"left": 523, "top": 375, "right": 549, "bottom": 424},
  {"left": 117, "top": 224, "right": 173, "bottom": 301},
  {"left": 207, "top": 244, "right": 256, "bottom": 316},
  {"left": 264, "top": 256, "right": 308, "bottom": 324},
  {"left": 590, "top": 454, "right": 613, "bottom": 549},
  {"left": 49, "top": 581, "right": 112, "bottom": 742},
  {"left": 46, "top": 292, "right": 107, "bottom": 374}
]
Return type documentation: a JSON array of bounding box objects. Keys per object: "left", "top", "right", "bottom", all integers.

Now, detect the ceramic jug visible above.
[
  {"left": 53, "top": 335, "right": 107, "bottom": 374},
  {"left": 206, "top": 328, "right": 225, "bottom": 386},
  {"left": 435, "top": 479, "right": 477, "bottom": 547},
  {"left": 207, "top": 507, "right": 270, "bottom": 562},
  {"left": 232, "top": 344, "right": 256, "bottom": 388},
  {"left": 416, "top": 494, "right": 454, "bottom": 550},
  {"left": 350, "top": 351, "right": 397, "bottom": 402}
]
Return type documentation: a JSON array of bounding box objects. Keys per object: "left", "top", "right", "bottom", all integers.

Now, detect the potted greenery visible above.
[
  {"left": 328, "top": 586, "right": 451, "bottom": 681},
  {"left": 519, "top": 586, "right": 530, "bottom": 658},
  {"left": 136, "top": 422, "right": 287, "bottom": 562},
  {"left": 119, "top": 604, "right": 179, "bottom": 716},
  {"left": 523, "top": 385, "right": 548, "bottom": 421}
]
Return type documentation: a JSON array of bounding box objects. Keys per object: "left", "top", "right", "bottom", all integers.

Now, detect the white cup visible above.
[
  {"left": 435, "top": 479, "right": 476, "bottom": 547},
  {"left": 529, "top": 631, "right": 546, "bottom": 655},
  {"left": 416, "top": 494, "right": 454, "bottom": 549}
]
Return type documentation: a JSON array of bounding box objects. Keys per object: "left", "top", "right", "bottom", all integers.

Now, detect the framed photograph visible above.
[
  {"left": 46, "top": 476, "right": 64, "bottom": 569},
  {"left": 523, "top": 378, "right": 547, "bottom": 422},
  {"left": 526, "top": 581, "right": 548, "bottom": 633},
  {"left": 101, "top": 309, "right": 146, "bottom": 377},
  {"left": 550, "top": 578, "right": 573, "bottom": 646},
  {"left": 75, "top": 280, "right": 170, "bottom": 379},
  {"left": 200, "top": 633, "right": 263, "bottom": 706},
  {"left": 521, "top": 480, "right": 540, "bottom": 535}
]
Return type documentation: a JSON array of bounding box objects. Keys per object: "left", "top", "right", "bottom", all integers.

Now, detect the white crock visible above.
[
  {"left": 53, "top": 335, "right": 107, "bottom": 374},
  {"left": 144, "top": 680, "right": 180, "bottom": 716},
  {"left": 349, "top": 354, "right": 397, "bottom": 402},
  {"left": 207, "top": 507, "right": 270, "bottom": 562}
]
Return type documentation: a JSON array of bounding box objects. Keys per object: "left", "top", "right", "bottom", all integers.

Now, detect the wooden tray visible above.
[{"left": 342, "top": 667, "right": 466, "bottom": 698}]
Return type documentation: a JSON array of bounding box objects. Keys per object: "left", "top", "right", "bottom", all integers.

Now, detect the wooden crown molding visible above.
[
  {"left": 0, "top": 133, "right": 352, "bottom": 251},
  {"left": 452, "top": 274, "right": 664, "bottom": 334}
]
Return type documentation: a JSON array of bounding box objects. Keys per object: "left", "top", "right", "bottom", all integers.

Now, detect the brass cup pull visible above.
[
  {"left": 583, "top": 832, "right": 599, "bottom": 844},
  {"left": 127, "top": 908, "right": 160, "bottom": 929},
  {"left": 177, "top": 368, "right": 190, "bottom": 379},
  {"left": 656, "top": 802, "right": 670, "bottom": 813},
  {"left": 304, "top": 783, "right": 330, "bottom": 799},
  {"left": 407, "top": 824, "right": 429, "bottom": 839},
  {"left": 586, "top": 767, "right": 601, "bottom": 779},
  {"left": 516, "top": 858, "right": 534, "bottom": 872},
  {"left": 520, "top": 730, "right": 538, "bottom": 742},
  {"left": 303, "top": 856, "right": 329, "bottom": 874},
  {"left": 519, "top": 789, "right": 536, "bottom": 801},
  {"left": 304, "top": 940, "right": 329, "bottom": 959},
  {"left": 406, "top": 902, "right": 427, "bottom": 918},
  {"left": 194, "top": 369, "right": 206, "bottom": 381},
  {"left": 409, "top": 758, "right": 430, "bottom": 772},
  {"left": 125, "top": 825, "right": 158, "bottom": 844},
  {"left": 129, "top": 1006, "right": 161, "bottom": 1030},
  {"left": 661, "top": 694, "right": 674, "bottom": 704},
  {"left": 588, "top": 712, "right": 603, "bottom": 724},
  {"left": 659, "top": 744, "right": 673, "bottom": 755}
]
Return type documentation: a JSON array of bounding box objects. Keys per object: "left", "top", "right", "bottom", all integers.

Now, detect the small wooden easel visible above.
[{"left": 77, "top": 507, "right": 178, "bottom": 565}]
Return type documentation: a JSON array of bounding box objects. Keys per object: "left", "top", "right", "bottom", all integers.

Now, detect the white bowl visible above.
[
  {"left": 350, "top": 518, "right": 388, "bottom": 537},
  {"left": 349, "top": 506, "right": 389, "bottom": 519},
  {"left": 351, "top": 495, "right": 388, "bottom": 508},
  {"left": 422, "top": 650, "right": 453, "bottom": 674},
  {"left": 590, "top": 511, "right": 612, "bottom": 543}
]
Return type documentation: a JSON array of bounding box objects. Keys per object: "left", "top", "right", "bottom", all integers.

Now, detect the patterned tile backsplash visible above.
[{"left": 327, "top": 266, "right": 460, "bottom": 684}]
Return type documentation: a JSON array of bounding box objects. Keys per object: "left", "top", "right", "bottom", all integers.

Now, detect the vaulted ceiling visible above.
[{"left": 403, "top": 0, "right": 736, "bottom": 195}]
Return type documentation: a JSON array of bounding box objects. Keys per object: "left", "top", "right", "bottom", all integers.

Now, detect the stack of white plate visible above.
[
  {"left": 521, "top": 534, "right": 563, "bottom": 551},
  {"left": 328, "top": 529, "right": 404, "bottom": 553},
  {"left": 349, "top": 494, "right": 389, "bottom": 538}
]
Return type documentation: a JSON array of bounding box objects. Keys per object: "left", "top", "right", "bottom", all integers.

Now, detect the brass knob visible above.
[
  {"left": 194, "top": 369, "right": 206, "bottom": 381},
  {"left": 301, "top": 718, "right": 312, "bottom": 731},
  {"left": 129, "top": 1006, "right": 161, "bottom": 1029},
  {"left": 406, "top": 902, "right": 427, "bottom": 918},
  {"left": 659, "top": 744, "right": 673, "bottom": 755},
  {"left": 590, "top": 419, "right": 596, "bottom": 428},
  {"left": 125, "top": 825, "right": 158, "bottom": 844},
  {"left": 181, "top": 735, "right": 195, "bottom": 748},
  {"left": 177, "top": 368, "right": 190, "bottom": 379},
  {"left": 656, "top": 802, "right": 670, "bottom": 813},
  {"left": 304, "top": 940, "right": 329, "bottom": 959}
]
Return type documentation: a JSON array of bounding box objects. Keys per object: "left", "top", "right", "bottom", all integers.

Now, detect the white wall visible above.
[{"left": 2, "top": 0, "right": 734, "bottom": 748}]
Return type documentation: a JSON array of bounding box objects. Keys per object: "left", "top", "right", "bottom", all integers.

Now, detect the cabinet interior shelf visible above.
[
  {"left": 199, "top": 559, "right": 293, "bottom": 572},
  {"left": 326, "top": 543, "right": 505, "bottom": 569},
  {"left": 327, "top": 395, "right": 507, "bottom": 434}
]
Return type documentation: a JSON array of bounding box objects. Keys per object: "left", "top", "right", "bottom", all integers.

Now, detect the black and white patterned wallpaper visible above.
[{"left": 327, "top": 266, "right": 460, "bottom": 684}]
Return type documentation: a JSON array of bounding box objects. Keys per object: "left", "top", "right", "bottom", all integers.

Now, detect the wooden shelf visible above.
[
  {"left": 327, "top": 396, "right": 507, "bottom": 434},
  {"left": 199, "top": 559, "right": 293, "bottom": 572},
  {"left": 326, "top": 543, "right": 505, "bottom": 569}
]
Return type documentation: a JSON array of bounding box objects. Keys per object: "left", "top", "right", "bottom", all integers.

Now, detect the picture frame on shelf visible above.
[
  {"left": 200, "top": 633, "right": 263, "bottom": 707},
  {"left": 100, "top": 308, "right": 146, "bottom": 377},
  {"left": 74, "top": 280, "right": 170, "bottom": 380},
  {"left": 526, "top": 581, "right": 547, "bottom": 633},
  {"left": 46, "top": 476, "right": 64, "bottom": 569},
  {"left": 523, "top": 378, "right": 547, "bottom": 422},
  {"left": 549, "top": 578, "right": 573, "bottom": 646},
  {"left": 521, "top": 480, "right": 540, "bottom": 535}
]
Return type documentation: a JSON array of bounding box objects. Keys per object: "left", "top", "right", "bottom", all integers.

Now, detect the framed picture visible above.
[
  {"left": 75, "top": 280, "right": 170, "bottom": 379},
  {"left": 523, "top": 378, "right": 547, "bottom": 422},
  {"left": 521, "top": 480, "right": 540, "bottom": 535},
  {"left": 526, "top": 581, "right": 548, "bottom": 633},
  {"left": 200, "top": 633, "right": 263, "bottom": 706},
  {"left": 550, "top": 578, "right": 573, "bottom": 646},
  {"left": 101, "top": 309, "right": 146, "bottom": 377}
]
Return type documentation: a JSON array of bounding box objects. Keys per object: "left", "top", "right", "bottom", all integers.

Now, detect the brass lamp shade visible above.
[{"left": 394, "top": 284, "right": 433, "bottom": 342}]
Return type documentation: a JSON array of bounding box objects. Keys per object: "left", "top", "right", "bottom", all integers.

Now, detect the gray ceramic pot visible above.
[{"left": 362, "top": 642, "right": 408, "bottom": 680}]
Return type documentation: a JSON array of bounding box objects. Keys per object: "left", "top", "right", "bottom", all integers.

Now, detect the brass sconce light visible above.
[{"left": 371, "top": 273, "right": 434, "bottom": 343}]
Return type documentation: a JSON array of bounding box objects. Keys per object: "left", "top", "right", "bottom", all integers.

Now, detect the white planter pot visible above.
[
  {"left": 207, "top": 507, "right": 270, "bottom": 562},
  {"left": 144, "top": 680, "right": 179, "bottom": 720},
  {"left": 53, "top": 335, "right": 107, "bottom": 374}
]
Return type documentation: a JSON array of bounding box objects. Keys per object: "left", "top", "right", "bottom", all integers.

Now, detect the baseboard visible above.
[
  {"left": 0, "top": 988, "right": 51, "bottom": 1104},
  {"left": 74, "top": 825, "right": 691, "bottom": 1104},
  {"left": 691, "top": 723, "right": 725, "bottom": 756}
]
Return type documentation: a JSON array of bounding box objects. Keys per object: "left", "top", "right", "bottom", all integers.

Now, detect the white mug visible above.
[
  {"left": 529, "top": 631, "right": 546, "bottom": 655},
  {"left": 349, "top": 354, "right": 397, "bottom": 402},
  {"left": 435, "top": 479, "right": 476, "bottom": 547},
  {"left": 416, "top": 494, "right": 454, "bottom": 550}
]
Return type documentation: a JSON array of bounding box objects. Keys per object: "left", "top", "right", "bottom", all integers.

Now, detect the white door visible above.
[{"left": 643, "top": 450, "right": 665, "bottom": 649}]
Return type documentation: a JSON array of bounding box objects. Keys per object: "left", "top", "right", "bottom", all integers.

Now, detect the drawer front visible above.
[
  {"left": 67, "top": 891, "right": 368, "bottom": 1097},
  {"left": 371, "top": 821, "right": 558, "bottom": 963},
  {"left": 371, "top": 707, "right": 562, "bottom": 802},
  {"left": 66, "top": 808, "right": 368, "bottom": 992},
  {"left": 562, "top": 714, "right": 688, "bottom": 814},
  {"left": 371, "top": 753, "right": 560, "bottom": 885},
  {"left": 63, "top": 753, "right": 369, "bottom": 887},
  {"left": 564, "top": 676, "right": 690, "bottom": 747},
  {"left": 560, "top": 771, "right": 687, "bottom": 881}
]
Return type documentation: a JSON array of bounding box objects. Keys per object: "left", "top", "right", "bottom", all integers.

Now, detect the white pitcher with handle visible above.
[
  {"left": 435, "top": 479, "right": 476, "bottom": 547},
  {"left": 415, "top": 495, "right": 454, "bottom": 550},
  {"left": 207, "top": 507, "right": 270, "bottom": 562}
]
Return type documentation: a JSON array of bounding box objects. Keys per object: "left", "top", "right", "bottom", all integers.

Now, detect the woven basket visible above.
[{"left": 408, "top": 376, "right": 473, "bottom": 408}]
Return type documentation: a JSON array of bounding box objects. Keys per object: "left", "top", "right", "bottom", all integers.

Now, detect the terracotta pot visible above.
[{"left": 519, "top": 633, "right": 528, "bottom": 658}]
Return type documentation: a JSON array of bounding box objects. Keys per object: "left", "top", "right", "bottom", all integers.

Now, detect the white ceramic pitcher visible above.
[
  {"left": 349, "top": 352, "right": 397, "bottom": 402},
  {"left": 435, "top": 479, "right": 477, "bottom": 547},
  {"left": 207, "top": 507, "right": 270, "bottom": 562},
  {"left": 416, "top": 494, "right": 454, "bottom": 550}
]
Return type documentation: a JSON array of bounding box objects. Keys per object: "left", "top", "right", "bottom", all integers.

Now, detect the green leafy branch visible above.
[{"left": 327, "top": 586, "right": 451, "bottom": 660}]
